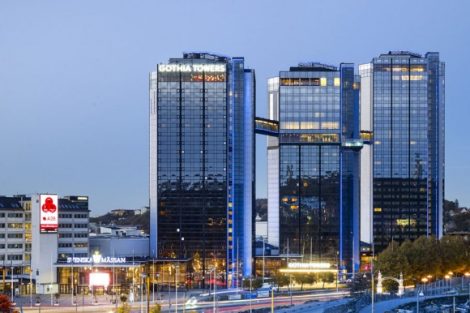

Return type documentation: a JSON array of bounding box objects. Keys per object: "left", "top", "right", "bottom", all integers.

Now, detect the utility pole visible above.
[
  {"left": 175, "top": 264, "right": 178, "bottom": 313},
  {"left": 213, "top": 269, "right": 216, "bottom": 313},
  {"left": 262, "top": 239, "right": 265, "bottom": 283},
  {"left": 152, "top": 252, "right": 155, "bottom": 303},
  {"left": 271, "top": 286, "right": 274, "bottom": 313}
]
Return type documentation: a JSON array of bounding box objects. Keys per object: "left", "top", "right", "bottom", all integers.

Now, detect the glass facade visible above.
[
  {"left": 269, "top": 63, "right": 360, "bottom": 272},
  {"left": 149, "top": 53, "right": 255, "bottom": 288},
  {"left": 365, "top": 51, "right": 445, "bottom": 252}
]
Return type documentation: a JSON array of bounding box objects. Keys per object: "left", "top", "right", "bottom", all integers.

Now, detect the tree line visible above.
[{"left": 375, "top": 235, "right": 470, "bottom": 290}]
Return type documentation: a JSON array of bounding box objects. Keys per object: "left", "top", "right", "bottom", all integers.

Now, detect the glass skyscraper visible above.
[
  {"left": 359, "top": 51, "right": 445, "bottom": 252},
  {"left": 149, "top": 52, "right": 255, "bottom": 288},
  {"left": 267, "top": 63, "right": 361, "bottom": 272}
]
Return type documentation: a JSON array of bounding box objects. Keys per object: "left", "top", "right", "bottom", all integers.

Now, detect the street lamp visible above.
[
  {"left": 208, "top": 267, "right": 216, "bottom": 313},
  {"left": 140, "top": 273, "right": 147, "bottom": 313},
  {"left": 445, "top": 274, "right": 451, "bottom": 289},
  {"left": 421, "top": 277, "right": 428, "bottom": 295},
  {"left": 416, "top": 289, "right": 424, "bottom": 312},
  {"left": 464, "top": 272, "right": 470, "bottom": 302},
  {"left": 175, "top": 264, "right": 179, "bottom": 313}
]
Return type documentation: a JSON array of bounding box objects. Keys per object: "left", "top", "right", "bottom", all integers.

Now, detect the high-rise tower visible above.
[{"left": 149, "top": 52, "right": 255, "bottom": 287}]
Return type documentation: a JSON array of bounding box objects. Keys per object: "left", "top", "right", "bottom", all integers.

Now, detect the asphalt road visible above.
[{"left": 18, "top": 291, "right": 349, "bottom": 313}]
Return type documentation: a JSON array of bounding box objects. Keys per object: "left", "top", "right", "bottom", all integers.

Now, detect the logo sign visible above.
[
  {"left": 66, "top": 256, "right": 127, "bottom": 264},
  {"left": 287, "top": 262, "right": 331, "bottom": 269},
  {"left": 40, "top": 195, "right": 58, "bottom": 233},
  {"left": 158, "top": 64, "right": 226, "bottom": 73}
]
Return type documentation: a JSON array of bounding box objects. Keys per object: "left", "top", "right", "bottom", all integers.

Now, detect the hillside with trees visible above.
[
  {"left": 444, "top": 199, "right": 470, "bottom": 233},
  {"left": 90, "top": 210, "right": 150, "bottom": 234}
]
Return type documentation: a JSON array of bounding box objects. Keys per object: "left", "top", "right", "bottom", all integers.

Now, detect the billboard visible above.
[
  {"left": 89, "top": 272, "right": 110, "bottom": 287},
  {"left": 40, "top": 195, "right": 58, "bottom": 233}
]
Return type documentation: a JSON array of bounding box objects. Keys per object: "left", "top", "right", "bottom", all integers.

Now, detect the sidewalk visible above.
[
  {"left": 359, "top": 295, "right": 459, "bottom": 313},
  {"left": 277, "top": 298, "right": 351, "bottom": 313}
]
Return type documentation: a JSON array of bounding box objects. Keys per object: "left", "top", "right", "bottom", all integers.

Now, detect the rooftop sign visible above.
[{"left": 159, "top": 64, "right": 226, "bottom": 73}]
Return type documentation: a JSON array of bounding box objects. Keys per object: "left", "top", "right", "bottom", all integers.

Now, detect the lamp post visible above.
[
  {"left": 30, "top": 266, "right": 33, "bottom": 307},
  {"left": 416, "top": 289, "right": 424, "bottom": 313},
  {"left": 262, "top": 239, "right": 265, "bottom": 284},
  {"left": 175, "top": 264, "right": 179, "bottom": 313},
  {"left": 140, "top": 273, "right": 145, "bottom": 313},
  {"left": 249, "top": 276, "right": 252, "bottom": 313},
  {"left": 11, "top": 262, "right": 14, "bottom": 304},
  {"left": 271, "top": 285, "right": 274, "bottom": 313},
  {"left": 465, "top": 272, "right": 470, "bottom": 302},
  {"left": 211, "top": 267, "right": 216, "bottom": 313},
  {"left": 421, "top": 277, "right": 428, "bottom": 295},
  {"left": 152, "top": 251, "right": 155, "bottom": 304},
  {"left": 445, "top": 274, "right": 451, "bottom": 290},
  {"left": 289, "top": 274, "right": 293, "bottom": 306}
]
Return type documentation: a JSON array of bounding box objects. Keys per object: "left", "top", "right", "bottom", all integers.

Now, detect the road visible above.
[{"left": 18, "top": 291, "right": 349, "bottom": 313}]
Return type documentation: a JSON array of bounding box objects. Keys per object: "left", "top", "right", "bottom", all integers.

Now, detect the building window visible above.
[
  {"left": 7, "top": 213, "right": 23, "bottom": 218},
  {"left": 7, "top": 244, "right": 22, "bottom": 249},
  {"left": 7, "top": 223, "right": 23, "bottom": 229},
  {"left": 7, "top": 234, "right": 22, "bottom": 239},
  {"left": 7, "top": 255, "right": 23, "bottom": 261}
]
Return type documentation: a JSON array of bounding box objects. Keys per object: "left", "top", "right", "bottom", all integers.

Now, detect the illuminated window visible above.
[
  {"left": 300, "top": 122, "right": 319, "bottom": 129},
  {"left": 320, "top": 77, "right": 327, "bottom": 86},
  {"left": 281, "top": 122, "right": 300, "bottom": 130},
  {"left": 401, "top": 75, "right": 423, "bottom": 81},
  {"left": 396, "top": 219, "right": 417, "bottom": 227},
  {"left": 334, "top": 78, "right": 340, "bottom": 87},
  {"left": 321, "top": 122, "right": 339, "bottom": 129},
  {"left": 374, "top": 208, "right": 382, "bottom": 212}
]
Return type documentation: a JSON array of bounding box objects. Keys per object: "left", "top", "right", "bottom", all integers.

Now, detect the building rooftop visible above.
[
  {"left": 379, "top": 51, "right": 422, "bottom": 58},
  {"left": 0, "top": 196, "right": 22, "bottom": 210},
  {"left": 290, "top": 62, "right": 337, "bottom": 72},
  {"left": 57, "top": 199, "right": 88, "bottom": 211},
  {"left": 168, "top": 52, "right": 230, "bottom": 64}
]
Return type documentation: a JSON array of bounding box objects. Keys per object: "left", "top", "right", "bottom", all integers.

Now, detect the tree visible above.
[
  {"left": 272, "top": 272, "right": 290, "bottom": 291},
  {"left": 439, "top": 235, "right": 470, "bottom": 274},
  {"left": 348, "top": 274, "right": 371, "bottom": 294},
  {"left": 117, "top": 303, "right": 131, "bottom": 313},
  {"left": 318, "top": 272, "right": 335, "bottom": 288},
  {"left": 149, "top": 304, "right": 162, "bottom": 313},
  {"left": 242, "top": 277, "right": 263, "bottom": 290},
  {"left": 376, "top": 240, "right": 410, "bottom": 290},
  {"left": 0, "top": 295, "right": 13, "bottom": 313},
  {"left": 375, "top": 234, "right": 470, "bottom": 290},
  {"left": 293, "top": 273, "right": 315, "bottom": 291}
]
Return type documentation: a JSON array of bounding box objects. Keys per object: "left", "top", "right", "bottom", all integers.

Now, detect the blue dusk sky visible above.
[{"left": 1, "top": 0, "right": 469, "bottom": 215}]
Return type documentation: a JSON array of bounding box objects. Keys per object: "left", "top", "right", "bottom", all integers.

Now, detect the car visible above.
[{"left": 185, "top": 296, "right": 198, "bottom": 309}]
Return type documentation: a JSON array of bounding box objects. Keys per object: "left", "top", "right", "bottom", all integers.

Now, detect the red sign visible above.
[{"left": 40, "top": 195, "right": 58, "bottom": 233}]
